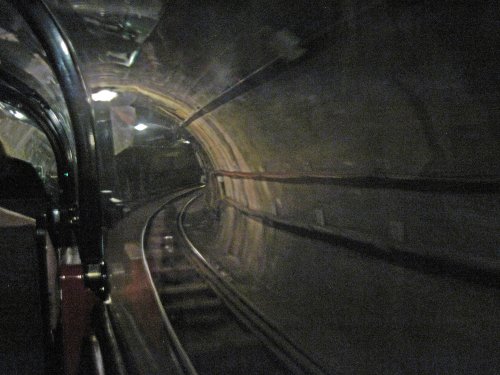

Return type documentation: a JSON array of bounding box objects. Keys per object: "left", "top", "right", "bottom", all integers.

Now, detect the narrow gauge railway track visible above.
[{"left": 142, "top": 189, "right": 327, "bottom": 375}]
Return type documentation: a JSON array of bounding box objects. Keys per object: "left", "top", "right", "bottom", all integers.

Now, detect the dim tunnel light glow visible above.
[
  {"left": 11, "top": 110, "right": 27, "bottom": 120},
  {"left": 91, "top": 89, "right": 118, "bottom": 102},
  {"left": 134, "top": 123, "right": 148, "bottom": 131}
]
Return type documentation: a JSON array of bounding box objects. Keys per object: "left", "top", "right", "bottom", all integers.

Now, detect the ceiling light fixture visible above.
[
  {"left": 11, "top": 110, "right": 27, "bottom": 120},
  {"left": 91, "top": 89, "right": 118, "bottom": 102}
]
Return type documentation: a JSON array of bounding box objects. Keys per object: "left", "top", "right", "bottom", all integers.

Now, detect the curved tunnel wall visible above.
[
  {"left": 39, "top": 1, "right": 499, "bottom": 373},
  {"left": 46, "top": 0, "right": 500, "bottom": 285},
  {"left": 34, "top": 0, "right": 497, "bottom": 297},
  {"left": 77, "top": 1, "right": 500, "bottom": 266}
]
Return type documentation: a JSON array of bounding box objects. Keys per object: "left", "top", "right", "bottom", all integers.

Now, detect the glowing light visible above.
[
  {"left": 60, "top": 41, "right": 70, "bottom": 56},
  {"left": 11, "top": 109, "right": 27, "bottom": 120},
  {"left": 91, "top": 89, "right": 118, "bottom": 102},
  {"left": 134, "top": 123, "right": 148, "bottom": 131}
]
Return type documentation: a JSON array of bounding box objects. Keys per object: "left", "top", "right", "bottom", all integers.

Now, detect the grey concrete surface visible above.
[{"left": 183, "top": 196, "right": 500, "bottom": 375}]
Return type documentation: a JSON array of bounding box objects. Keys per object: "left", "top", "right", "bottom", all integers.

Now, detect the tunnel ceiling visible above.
[
  {"left": 43, "top": 2, "right": 500, "bottom": 265},
  {"left": 47, "top": 0, "right": 499, "bottom": 181}
]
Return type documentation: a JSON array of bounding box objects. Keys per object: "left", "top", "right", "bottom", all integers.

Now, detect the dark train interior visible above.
[{"left": 0, "top": 1, "right": 498, "bottom": 374}]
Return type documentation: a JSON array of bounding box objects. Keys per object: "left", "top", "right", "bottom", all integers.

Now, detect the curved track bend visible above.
[{"left": 142, "top": 189, "right": 327, "bottom": 375}]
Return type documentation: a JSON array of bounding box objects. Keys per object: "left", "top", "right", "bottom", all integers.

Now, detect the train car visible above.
[{"left": 0, "top": 1, "right": 498, "bottom": 375}]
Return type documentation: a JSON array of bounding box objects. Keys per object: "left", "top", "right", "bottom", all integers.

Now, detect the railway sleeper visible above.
[
  {"left": 177, "top": 322, "right": 286, "bottom": 375},
  {"left": 151, "top": 265, "right": 200, "bottom": 283},
  {"left": 159, "top": 281, "right": 212, "bottom": 298},
  {"left": 164, "top": 295, "right": 222, "bottom": 313}
]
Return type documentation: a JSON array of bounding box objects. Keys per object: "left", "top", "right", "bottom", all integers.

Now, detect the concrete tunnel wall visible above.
[
  {"left": 44, "top": 0, "right": 499, "bottom": 372},
  {"left": 84, "top": 0, "right": 500, "bottom": 268},
  {"left": 78, "top": 0, "right": 500, "bottom": 267}
]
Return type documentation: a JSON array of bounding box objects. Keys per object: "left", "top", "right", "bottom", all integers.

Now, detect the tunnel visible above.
[{"left": 0, "top": 1, "right": 498, "bottom": 374}]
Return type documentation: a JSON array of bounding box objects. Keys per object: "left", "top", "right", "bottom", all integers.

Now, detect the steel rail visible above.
[
  {"left": 140, "top": 186, "right": 204, "bottom": 375},
  {"left": 178, "top": 192, "right": 329, "bottom": 375}
]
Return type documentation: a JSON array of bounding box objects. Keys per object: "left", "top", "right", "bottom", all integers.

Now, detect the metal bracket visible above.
[
  {"left": 50, "top": 205, "right": 79, "bottom": 227},
  {"left": 84, "top": 262, "right": 108, "bottom": 299}
]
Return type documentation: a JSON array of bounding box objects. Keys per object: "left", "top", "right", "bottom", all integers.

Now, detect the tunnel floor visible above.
[{"left": 179, "top": 193, "right": 500, "bottom": 375}]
